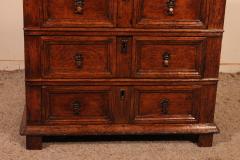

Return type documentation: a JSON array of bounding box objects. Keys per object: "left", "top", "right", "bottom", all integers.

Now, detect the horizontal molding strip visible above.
[
  {"left": 25, "top": 79, "right": 219, "bottom": 86},
  {"left": 0, "top": 60, "right": 239, "bottom": 73},
  {"left": 24, "top": 28, "right": 224, "bottom": 32},
  {"left": 24, "top": 28, "right": 224, "bottom": 36}
]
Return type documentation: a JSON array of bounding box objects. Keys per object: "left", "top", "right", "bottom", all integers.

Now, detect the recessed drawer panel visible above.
[
  {"left": 41, "top": 36, "right": 116, "bottom": 78},
  {"left": 42, "top": 0, "right": 116, "bottom": 27},
  {"left": 134, "top": 0, "right": 209, "bottom": 28},
  {"left": 133, "top": 37, "right": 206, "bottom": 78},
  {"left": 131, "top": 86, "right": 201, "bottom": 124},
  {"left": 43, "top": 86, "right": 114, "bottom": 124}
]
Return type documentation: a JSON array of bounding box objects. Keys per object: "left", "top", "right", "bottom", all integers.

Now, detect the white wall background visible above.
[
  {"left": 0, "top": 0, "right": 239, "bottom": 72},
  {"left": 0, "top": 0, "right": 24, "bottom": 70},
  {"left": 220, "top": 0, "right": 240, "bottom": 72}
]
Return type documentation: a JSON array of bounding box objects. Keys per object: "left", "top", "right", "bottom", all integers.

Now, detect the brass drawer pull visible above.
[
  {"left": 72, "top": 101, "right": 81, "bottom": 115},
  {"left": 167, "top": 0, "right": 176, "bottom": 16},
  {"left": 162, "top": 52, "right": 171, "bottom": 67},
  {"left": 75, "top": 0, "right": 85, "bottom": 14},
  {"left": 74, "top": 53, "right": 84, "bottom": 68},
  {"left": 160, "top": 99, "right": 169, "bottom": 114}
]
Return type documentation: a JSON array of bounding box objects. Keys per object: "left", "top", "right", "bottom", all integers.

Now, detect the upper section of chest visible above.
[{"left": 24, "top": 0, "right": 226, "bottom": 29}]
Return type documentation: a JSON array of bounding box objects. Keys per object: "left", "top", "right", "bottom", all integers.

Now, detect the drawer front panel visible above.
[
  {"left": 41, "top": 36, "right": 116, "bottom": 78},
  {"left": 43, "top": 86, "right": 114, "bottom": 124},
  {"left": 133, "top": 37, "right": 207, "bottom": 78},
  {"left": 131, "top": 86, "right": 201, "bottom": 124},
  {"left": 42, "top": 0, "right": 116, "bottom": 27},
  {"left": 134, "top": 0, "right": 209, "bottom": 28}
]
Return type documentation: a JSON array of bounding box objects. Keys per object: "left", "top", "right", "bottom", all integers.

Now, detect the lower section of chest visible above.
[{"left": 21, "top": 81, "right": 219, "bottom": 149}]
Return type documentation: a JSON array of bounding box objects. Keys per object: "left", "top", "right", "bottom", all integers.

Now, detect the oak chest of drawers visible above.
[{"left": 21, "top": 0, "right": 226, "bottom": 150}]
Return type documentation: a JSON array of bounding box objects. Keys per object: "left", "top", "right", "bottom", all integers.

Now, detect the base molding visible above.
[
  {"left": 20, "top": 107, "right": 219, "bottom": 136},
  {"left": 21, "top": 123, "right": 219, "bottom": 136},
  {"left": 21, "top": 108, "right": 219, "bottom": 136},
  {"left": 20, "top": 104, "right": 219, "bottom": 149}
]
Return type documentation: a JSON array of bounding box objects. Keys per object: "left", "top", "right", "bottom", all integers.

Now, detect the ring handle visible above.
[
  {"left": 75, "top": 0, "right": 85, "bottom": 14},
  {"left": 72, "top": 101, "right": 81, "bottom": 115},
  {"left": 160, "top": 99, "right": 169, "bottom": 114},
  {"left": 162, "top": 52, "right": 171, "bottom": 67},
  {"left": 167, "top": 0, "right": 176, "bottom": 16},
  {"left": 74, "top": 53, "right": 84, "bottom": 69}
]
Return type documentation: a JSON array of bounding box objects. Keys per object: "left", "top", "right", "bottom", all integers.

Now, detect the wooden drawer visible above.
[
  {"left": 131, "top": 86, "right": 201, "bottom": 124},
  {"left": 134, "top": 0, "right": 209, "bottom": 29},
  {"left": 41, "top": 36, "right": 116, "bottom": 78},
  {"left": 132, "top": 37, "right": 207, "bottom": 78},
  {"left": 42, "top": 86, "right": 114, "bottom": 124},
  {"left": 42, "top": 0, "right": 116, "bottom": 27}
]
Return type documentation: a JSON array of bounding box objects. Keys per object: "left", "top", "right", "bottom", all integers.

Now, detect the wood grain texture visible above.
[
  {"left": 133, "top": 0, "right": 209, "bottom": 29},
  {"left": 42, "top": 86, "right": 114, "bottom": 124},
  {"left": 23, "top": 0, "right": 41, "bottom": 27},
  {"left": 116, "top": 37, "right": 132, "bottom": 78},
  {"left": 198, "top": 134, "right": 214, "bottom": 147},
  {"left": 22, "top": 124, "right": 219, "bottom": 136},
  {"left": 24, "top": 29, "right": 224, "bottom": 37},
  {"left": 208, "top": 0, "right": 227, "bottom": 29},
  {"left": 22, "top": 0, "right": 226, "bottom": 149},
  {"left": 132, "top": 36, "right": 207, "bottom": 78},
  {"left": 204, "top": 37, "right": 223, "bottom": 78},
  {"left": 130, "top": 85, "right": 201, "bottom": 124},
  {"left": 117, "top": 0, "right": 133, "bottom": 27},
  {"left": 26, "top": 85, "right": 42, "bottom": 124},
  {"left": 24, "top": 36, "right": 41, "bottom": 79},
  {"left": 21, "top": 121, "right": 219, "bottom": 136},
  {"left": 42, "top": 0, "right": 116, "bottom": 27},
  {"left": 41, "top": 36, "right": 116, "bottom": 78},
  {"left": 26, "top": 136, "right": 42, "bottom": 150}
]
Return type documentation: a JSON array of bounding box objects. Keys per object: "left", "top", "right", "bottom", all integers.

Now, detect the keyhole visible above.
[
  {"left": 121, "top": 39, "right": 128, "bottom": 53},
  {"left": 120, "top": 89, "right": 126, "bottom": 100}
]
